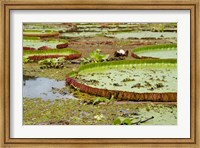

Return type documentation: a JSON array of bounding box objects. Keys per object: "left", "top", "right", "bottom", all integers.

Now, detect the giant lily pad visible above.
[
  {"left": 23, "top": 37, "right": 68, "bottom": 50},
  {"left": 131, "top": 44, "right": 177, "bottom": 59},
  {"left": 23, "top": 30, "right": 59, "bottom": 37},
  {"left": 105, "top": 31, "right": 177, "bottom": 39},
  {"left": 66, "top": 59, "right": 177, "bottom": 102},
  {"left": 24, "top": 48, "right": 81, "bottom": 61}
]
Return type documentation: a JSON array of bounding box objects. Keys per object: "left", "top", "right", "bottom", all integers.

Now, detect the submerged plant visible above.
[{"left": 38, "top": 57, "right": 65, "bottom": 69}]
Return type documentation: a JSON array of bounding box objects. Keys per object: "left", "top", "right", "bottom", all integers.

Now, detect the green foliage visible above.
[
  {"left": 148, "top": 23, "right": 166, "bottom": 32},
  {"left": 81, "top": 49, "right": 109, "bottom": 64},
  {"left": 23, "top": 29, "right": 56, "bottom": 33},
  {"left": 160, "top": 24, "right": 165, "bottom": 32},
  {"left": 93, "top": 97, "right": 110, "bottom": 105},
  {"left": 24, "top": 48, "right": 80, "bottom": 56},
  {"left": 81, "top": 57, "right": 91, "bottom": 64},
  {"left": 38, "top": 57, "right": 65, "bottom": 69},
  {"left": 89, "top": 50, "right": 109, "bottom": 63},
  {"left": 23, "top": 36, "right": 40, "bottom": 40},
  {"left": 132, "top": 44, "right": 177, "bottom": 54},
  {"left": 23, "top": 98, "right": 177, "bottom": 125},
  {"left": 23, "top": 57, "right": 33, "bottom": 63},
  {"left": 77, "top": 59, "right": 177, "bottom": 74},
  {"left": 23, "top": 29, "right": 43, "bottom": 32},
  {"left": 112, "top": 117, "right": 132, "bottom": 125}
]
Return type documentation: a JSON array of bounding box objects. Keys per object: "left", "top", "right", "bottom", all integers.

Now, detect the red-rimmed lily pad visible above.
[
  {"left": 23, "top": 30, "right": 59, "bottom": 37},
  {"left": 24, "top": 48, "right": 81, "bottom": 61},
  {"left": 131, "top": 44, "right": 177, "bottom": 59},
  {"left": 23, "top": 37, "right": 68, "bottom": 50},
  {"left": 66, "top": 59, "right": 177, "bottom": 102}
]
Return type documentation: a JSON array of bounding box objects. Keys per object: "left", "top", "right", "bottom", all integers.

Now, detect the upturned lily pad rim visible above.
[
  {"left": 132, "top": 44, "right": 177, "bottom": 54},
  {"left": 66, "top": 59, "right": 177, "bottom": 102},
  {"left": 69, "top": 59, "right": 177, "bottom": 77},
  {"left": 24, "top": 48, "right": 80, "bottom": 56},
  {"left": 23, "top": 39, "right": 66, "bottom": 44},
  {"left": 23, "top": 29, "right": 59, "bottom": 34}
]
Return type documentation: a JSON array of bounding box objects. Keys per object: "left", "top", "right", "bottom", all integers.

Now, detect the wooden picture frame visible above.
[{"left": 0, "top": 0, "right": 199, "bottom": 147}]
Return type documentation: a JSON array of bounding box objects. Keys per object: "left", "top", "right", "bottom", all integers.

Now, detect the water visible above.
[{"left": 23, "top": 76, "right": 75, "bottom": 100}]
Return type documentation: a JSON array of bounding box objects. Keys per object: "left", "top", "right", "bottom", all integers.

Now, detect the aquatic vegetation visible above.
[
  {"left": 131, "top": 44, "right": 177, "bottom": 59},
  {"left": 23, "top": 30, "right": 59, "bottom": 37},
  {"left": 89, "top": 49, "right": 109, "bottom": 62},
  {"left": 23, "top": 23, "right": 178, "bottom": 125},
  {"left": 23, "top": 48, "right": 81, "bottom": 61},
  {"left": 112, "top": 117, "right": 132, "bottom": 125},
  {"left": 105, "top": 31, "right": 177, "bottom": 39},
  {"left": 112, "top": 116, "right": 154, "bottom": 125},
  {"left": 94, "top": 114, "right": 104, "bottom": 121},
  {"left": 81, "top": 49, "right": 109, "bottom": 64},
  {"left": 23, "top": 57, "right": 33, "bottom": 63},
  {"left": 23, "top": 36, "right": 41, "bottom": 40},
  {"left": 66, "top": 59, "right": 177, "bottom": 102},
  {"left": 23, "top": 98, "right": 177, "bottom": 125},
  {"left": 93, "top": 97, "right": 111, "bottom": 105},
  {"left": 23, "top": 24, "right": 68, "bottom": 33},
  {"left": 23, "top": 38, "right": 68, "bottom": 50},
  {"left": 38, "top": 57, "right": 65, "bottom": 69}
]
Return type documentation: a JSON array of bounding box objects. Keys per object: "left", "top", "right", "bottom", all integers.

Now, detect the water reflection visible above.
[{"left": 23, "top": 76, "right": 75, "bottom": 100}]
